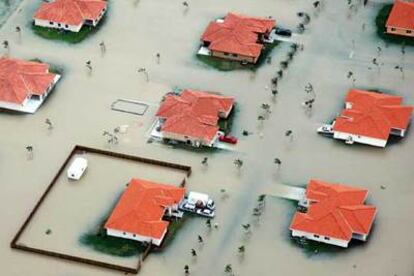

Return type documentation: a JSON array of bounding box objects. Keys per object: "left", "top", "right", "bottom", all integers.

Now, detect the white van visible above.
[{"left": 67, "top": 157, "right": 88, "bottom": 180}]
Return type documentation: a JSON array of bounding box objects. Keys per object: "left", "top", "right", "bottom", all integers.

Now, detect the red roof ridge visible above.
[{"left": 290, "top": 179, "right": 376, "bottom": 241}]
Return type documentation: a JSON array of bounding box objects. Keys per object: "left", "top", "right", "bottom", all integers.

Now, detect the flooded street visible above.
[{"left": 0, "top": 0, "right": 413, "bottom": 275}]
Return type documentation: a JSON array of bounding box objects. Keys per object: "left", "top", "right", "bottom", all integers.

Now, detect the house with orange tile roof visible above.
[
  {"left": 33, "top": 0, "right": 107, "bottom": 33},
  {"left": 290, "top": 179, "right": 377, "bottom": 248},
  {"left": 385, "top": 0, "right": 414, "bottom": 38},
  {"left": 0, "top": 57, "right": 61, "bottom": 113},
  {"left": 105, "top": 178, "right": 185, "bottom": 246},
  {"left": 200, "top": 13, "right": 276, "bottom": 64},
  {"left": 318, "top": 89, "right": 413, "bottom": 147},
  {"left": 154, "top": 89, "right": 235, "bottom": 147}
]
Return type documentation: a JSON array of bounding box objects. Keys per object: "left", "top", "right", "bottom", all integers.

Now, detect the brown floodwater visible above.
[{"left": 0, "top": 0, "right": 413, "bottom": 275}]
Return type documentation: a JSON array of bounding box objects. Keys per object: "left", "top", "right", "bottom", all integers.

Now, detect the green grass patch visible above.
[
  {"left": 375, "top": 4, "right": 414, "bottom": 46},
  {"left": 29, "top": 58, "right": 63, "bottom": 75},
  {"left": 31, "top": 11, "right": 108, "bottom": 44},
  {"left": 196, "top": 41, "right": 280, "bottom": 71},
  {"left": 80, "top": 228, "right": 147, "bottom": 257},
  {"left": 218, "top": 105, "right": 237, "bottom": 135}
]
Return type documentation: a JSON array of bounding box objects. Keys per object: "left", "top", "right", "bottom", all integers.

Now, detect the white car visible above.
[
  {"left": 317, "top": 124, "right": 334, "bottom": 135},
  {"left": 67, "top": 157, "right": 88, "bottom": 180}
]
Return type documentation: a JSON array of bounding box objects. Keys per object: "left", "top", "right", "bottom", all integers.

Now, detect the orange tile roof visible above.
[
  {"left": 156, "top": 89, "right": 235, "bottom": 143},
  {"left": 290, "top": 179, "right": 377, "bottom": 241},
  {"left": 105, "top": 178, "right": 185, "bottom": 240},
  {"left": 0, "top": 57, "right": 57, "bottom": 104},
  {"left": 34, "top": 0, "right": 107, "bottom": 26},
  {"left": 386, "top": 0, "right": 414, "bottom": 30},
  {"left": 201, "top": 13, "right": 275, "bottom": 58},
  {"left": 333, "top": 89, "right": 413, "bottom": 140}
]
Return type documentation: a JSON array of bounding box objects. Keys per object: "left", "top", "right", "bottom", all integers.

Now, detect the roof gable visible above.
[
  {"left": 0, "top": 57, "right": 56, "bottom": 104},
  {"left": 34, "top": 0, "right": 107, "bottom": 26},
  {"left": 201, "top": 13, "right": 275, "bottom": 57},
  {"left": 333, "top": 89, "right": 413, "bottom": 140},
  {"left": 105, "top": 179, "right": 185, "bottom": 239},
  {"left": 386, "top": 0, "right": 414, "bottom": 30},
  {"left": 290, "top": 179, "right": 377, "bottom": 241},
  {"left": 156, "top": 89, "right": 235, "bottom": 143}
]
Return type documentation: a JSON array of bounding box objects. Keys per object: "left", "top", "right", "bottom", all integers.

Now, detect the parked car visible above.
[
  {"left": 275, "top": 27, "right": 292, "bottom": 37},
  {"left": 219, "top": 135, "right": 238, "bottom": 144},
  {"left": 317, "top": 124, "right": 334, "bottom": 136}
]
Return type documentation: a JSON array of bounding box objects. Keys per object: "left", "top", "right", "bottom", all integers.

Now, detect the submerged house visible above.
[
  {"left": 33, "top": 0, "right": 107, "bottom": 33},
  {"left": 155, "top": 89, "right": 235, "bottom": 147},
  {"left": 320, "top": 89, "right": 413, "bottom": 147},
  {"left": 385, "top": 0, "right": 414, "bottom": 38},
  {"left": 0, "top": 57, "right": 61, "bottom": 113},
  {"left": 200, "top": 13, "right": 276, "bottom": 64},
  {"left": 105, "top": 178, "right": 185, "bottom": 246},
  {"left": 290, "top": 179, "right": 377, "bottom": 248}
]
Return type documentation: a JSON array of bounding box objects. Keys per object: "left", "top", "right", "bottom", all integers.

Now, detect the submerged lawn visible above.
[
  {"left": 80, "top": 227, "right": 147, "bottom": 257},
  {"left": 375, "top": 4, "right": 414, "bottom": 46},
  {"left": 196, "top": 41, "right": 280, "bottom": 71},
  {"left": 31, "top": 13, "right": 108, "bottom": 44}
]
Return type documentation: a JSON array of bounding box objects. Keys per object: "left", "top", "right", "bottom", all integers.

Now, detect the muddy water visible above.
[
  {"left": 0, "top": 0, "right": 413, "bottom": 276},
  {"left": 17, "top": 152, "right": 189, "bottom": 268}
]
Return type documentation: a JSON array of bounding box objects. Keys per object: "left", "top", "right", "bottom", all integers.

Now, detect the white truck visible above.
[{"left": 179, "top": 191, "right": 215, "bottom": 218}]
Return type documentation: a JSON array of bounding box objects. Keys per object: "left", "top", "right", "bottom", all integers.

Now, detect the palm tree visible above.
[
  {"left": 220, "top": 188, "right": 229, "bottom": 200},
  {"left": 2, "top": 40, "right": 9, "bottom": 49},
  {"left": 99, "top": 41, "right": 106, "bottom": 55},
  {"left": 238, "top": 246, "right": 245, "bottom": 254},
  {"left": 15, "top": 26, "right": 21, "bottom": 42},
  {"left": 184, "top": 265, "right": 190, "bottom": 275},
  {"left": 234, "top": 159, "right": 243, "bottom": 169},
  {"left": 197, "top": 235, "right": 203, "bottom": 243},
  {"left": 241, "top": 223, "right": 251, "bottom": 233},
  {"left": 225, "top": 264, "right": 233, "bottom": 274},
  {"left": 156, "top": 53, "right": 161, "bottom": 64},
  {"left": 395, "top": 65, "right": 404, "bottom": 80},
  {"left": 280, "top": 61, "right": 288, "bottom": 69},
  {"left": 86, "top": 60, "right": 92, "bottom": 73},
  {"left": 26, "top": 145, "right": 33, "bottom": 160},
  {"left": 138, "top": 67, "right": 149, "bottom": 82},
  {"left": 297, "top": 23, "right": 305, "bottom": 33},
  {"left": 274, "top": 158, "right": 282, "bottom": 166},
  {"left": 377, "top": 46, "right": 382, "bottom": 58},
  {"left": 261, "top": 103, "right": 271, "bottom": 113},
  {"left": 277, "top": 70, "right": 283, "bottom": 78},
  {"left": 45, "top": 118, "right": 53, "bottom": 130},
  {"left": 191, "top": 249, "right": 197, "bottom": 257}
]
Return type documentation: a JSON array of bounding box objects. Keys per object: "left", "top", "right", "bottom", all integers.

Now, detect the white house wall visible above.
[
  {"left": 0, "top": 74, "right": 60, "bottom": 114},
  {"left": 291, "top": 229, "right": 349, "bottom": 248},
  {"left": 106, "top": 228, "right": 166, "bottom": 246},
  {"left": 34, "top": 19, "right": 82, "bottom": 32},
  {"left": 162, "top": 130, "right": 217, "bottom": 147},
  {"left": 333, "top": 131, "right": 387, "bottom": 147}
]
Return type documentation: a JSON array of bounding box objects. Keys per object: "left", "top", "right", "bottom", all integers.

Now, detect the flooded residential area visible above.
[{"left": 0, "top": 0, "right": 413, "bottom": 276}]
